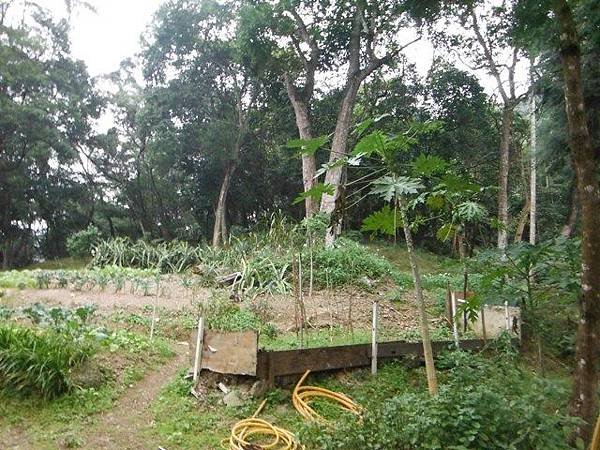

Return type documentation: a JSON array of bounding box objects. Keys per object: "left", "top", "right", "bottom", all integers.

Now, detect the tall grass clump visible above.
[
  {"left": 0, "top": 324, "right": 95, "bottom": 399},
  {"left": 91, "top": 238, "right": 201, "bottom": 273}
]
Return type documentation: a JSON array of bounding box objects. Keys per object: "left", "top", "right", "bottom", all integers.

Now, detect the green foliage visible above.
[
  {"left": 91, "top": 238, "right": 201, "bottom": 273},
  {"left": 0, "top": 270, "right": 37, "bottom": 289},
  {"left": 300, "top": 352, "right": 577, "bottom": 449},
  {"left": 370, "top": 175, "right": 424, "bottom": 202},
  {"left": 199, "top": 294, "right": 264, "bottom": 333},
  {"left": 293, "top": 183, "right": 335, "bottom": 205},
  {"left": 361, "top": 205, "right": 401, "bottom": 237},
  {"left": 311, "top": 238, "right": 399, "bottom": 288},
  {"left": 286, "top": 135, "right": 330, "bottom": 156},
  {"left": 0, "top": 324, "right": 95, "bottom": 399},
  {"left": 66, "top": 226, "right": 103, "bottom": 258}
]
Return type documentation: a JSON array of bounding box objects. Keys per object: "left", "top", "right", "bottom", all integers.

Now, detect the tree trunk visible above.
[
  {"left": 561, "top": 189, "right": 579, "bottom": 238},
  {"left": 399, "top": 200, "right": 438, "bottom": 395},
  {"left": 321, "top": 80, "right": 360, "bottom": 246},
  {"left": 497, "top": 106, "right": 514, "bottom": 252},
  {"left": 529, "top": 73, "right": 537, "bottom": 245},
  {"left": 514, "top": 197, "right": 530, "bottom": 243},
  {"left": 554, "top": 0, "right": 600, "bottom": 444},
  {"left": 212, "top": 161, "right": 236, "bottom": 248},
  {"left": 284, "top": 78, "right": 317, "bottom": 218}
]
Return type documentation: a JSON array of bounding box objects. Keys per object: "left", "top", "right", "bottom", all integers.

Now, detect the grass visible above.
[
  {"left": 26, "top": 257, "right": 89, "bottom": 271},
  {"left": 259, "top": 325, "right": 467, "bottom": 351},
  {"left": 367, "top": 242, "right": 461, "bottom": 275},
  {"left": 0, "top": 333, "right": 175, "bottom": 449}
]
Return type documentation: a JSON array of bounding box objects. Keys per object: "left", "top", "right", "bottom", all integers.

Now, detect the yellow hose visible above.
[
  {"left": 223, "top": 399, "right": 303, "bottom": 450},
  {"left": 292, "top": 370, "right": 362, "bottom": 423}
]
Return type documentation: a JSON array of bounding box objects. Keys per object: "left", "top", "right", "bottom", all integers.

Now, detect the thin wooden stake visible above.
[
  {"left": 504, "top": 301, "right": 510, "bottom": 331},
  {"left": 371, "top": 301, "right": 379, "bottom": 375},
  {"left": 149, "top": 302, "right": 157, "bottom": 341},
  {"left": 193, "top": 317, "right": 204, "bottom": 383},
  {"left": 451, "top": 292, "right": 460, "bottom": 349},
  {"left": 298, "top": 253, "right": 305, "bottom": 349}
]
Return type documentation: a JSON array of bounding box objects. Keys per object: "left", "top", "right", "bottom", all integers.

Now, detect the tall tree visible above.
[
  {"left": 143, "top": 0, "right": 259, "bottom": 247},
  {"left": 433, "top": 0, "right": 529, "bottom": 252},
  {"left": 553, "top": 0, "right": 600, "bottom": 443},
  {"left": 0, "top": 3, "right": 100, "bottom": 267}
]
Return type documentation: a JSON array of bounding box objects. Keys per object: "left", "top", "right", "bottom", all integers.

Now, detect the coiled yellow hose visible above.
[
  {"left": 292, "top": 370, "right": 362, "bottom": 423},
  {"left": 223, "top": 399, "right": 303, "bottom": 450}
]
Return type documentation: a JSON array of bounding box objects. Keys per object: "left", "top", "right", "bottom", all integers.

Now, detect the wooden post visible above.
[
  {"left": 451, "top": 292, "right": 460, "bottom": 349},
  {"left": 149, "top": 301, "right": 157, "bottom": 341},
  {"left": 192, "top": 317, "right": 204, "bottom": 383},
  {"left": 298, "top": 253, "right": 306, "bottom": 349},
  {"left": 504, "top": 301, "right": 510, "bottom": 331},
  {"left": 371, "top": 301, "right": 379, "bottom": 375}
]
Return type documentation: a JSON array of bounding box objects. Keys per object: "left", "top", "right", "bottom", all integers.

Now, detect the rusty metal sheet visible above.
[{"left": 190, "top": 330, "right": 258, "bottom": 376}]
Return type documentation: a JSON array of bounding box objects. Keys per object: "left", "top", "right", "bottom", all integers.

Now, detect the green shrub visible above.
[
  {"left": 0, "top": 324, "right": 95, "bottom": 399},
  {"left": 66, "top": 225, "right": 102, "bottom": 258},
  {"left": 300, "top": 351, "right": 577, "bottom": 450},
  {"left": 200, "top": 294, "right": 263, "bottom": 332},
  {"left": 0, "top": 270, "right": 37, "bottom": 289},
  {"left": 311, "top": 238, "right": 399, "bottom": 287}
]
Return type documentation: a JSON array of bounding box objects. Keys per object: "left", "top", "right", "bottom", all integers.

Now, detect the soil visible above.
[{"left": 5, "top": 280, "right": 435, "bottom": 334}]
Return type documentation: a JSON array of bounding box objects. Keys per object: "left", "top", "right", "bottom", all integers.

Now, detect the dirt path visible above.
[{"left": 82, "top": 343, "right": 189, "bottom": 450}]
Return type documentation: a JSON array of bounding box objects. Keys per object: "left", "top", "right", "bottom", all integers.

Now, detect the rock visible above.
[
  {"left": 223, "top": 390, "right": 244, "bottom": 407},
  {"left": 249, "top": 380, "right": 269, "bottom": 399}
]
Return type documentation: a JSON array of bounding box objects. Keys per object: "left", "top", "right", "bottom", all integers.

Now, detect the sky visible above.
[
  {"left": 37, "top": 0, "right": 528, "bottom": 108},
  {"left": 40, "top": 0, "right": 164, "bottom": 77}
]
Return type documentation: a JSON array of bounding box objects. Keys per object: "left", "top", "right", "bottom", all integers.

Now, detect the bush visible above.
[
  {"left": 311, "top": 238, "right": 400, "bottom": 287},
  {"left": 0, "top": 270, "right": 37, "bottom": 289},
  {"left": 0, "top": 324, "right": 95, "bottom": 399},
  {"left": 66, "top": 225, "right": 102, "bottom": 258},
  {"left": 300, "top": 351, "right": 577, "bottom": 450}
]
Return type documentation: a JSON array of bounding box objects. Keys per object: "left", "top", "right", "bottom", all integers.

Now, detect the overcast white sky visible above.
[
  {"left": 36, "top": 0, "right": 527, "bottom": 107},
  {"left": 39, "top": 0, "right": 164, "bottom": 77}
]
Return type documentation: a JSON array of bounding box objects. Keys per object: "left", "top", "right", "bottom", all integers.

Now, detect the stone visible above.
[
  {"left": 249, "top": 380, "right": 269, "bottom": 399},
  {"left": 223, "top": 390, "right": 244, "bottom": 407}
]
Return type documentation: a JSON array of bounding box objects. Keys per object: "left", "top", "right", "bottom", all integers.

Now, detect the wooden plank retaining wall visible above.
[{"left": 256, "top": 338, "right": 504, "bottom": 382}]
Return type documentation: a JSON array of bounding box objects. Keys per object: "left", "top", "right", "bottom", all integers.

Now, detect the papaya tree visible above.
[{"left": 369, "top": 174, "right": 438, "bottom": 395}]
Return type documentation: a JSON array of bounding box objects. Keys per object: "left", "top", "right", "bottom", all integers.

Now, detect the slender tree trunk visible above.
[
  {"left": 399, "top": 200, "right": 438, "bottom": 395},
  {"left": 497, "top": 106, "right": 514, "bottom": 252},
  {"left": 284, "top": 79, "right": 317, "bottom": 218},
  {"left": 561, "top": 189, "right": 579, "bottom": 238},
  {"left": 554, "top": 0, "right": 600, "bottom": 444},
  {"left": 212, "top": 161, "right": 236, "bottom": 248},
  {"left": 529, "top": 73, "right": 537, "bottom": 245},
  {"left": 514, "top": 197, "right": 531, "bottom": 243}
]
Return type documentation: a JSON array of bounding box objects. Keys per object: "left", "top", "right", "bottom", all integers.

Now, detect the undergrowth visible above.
[{"left": 299, "top": 350, "right": 577, "bottom": 450}]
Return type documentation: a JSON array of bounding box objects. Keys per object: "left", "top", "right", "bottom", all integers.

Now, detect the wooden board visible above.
[
  {"left": 256, "top": 339, "right": 509, "bottom": 380},
  {"left": 190, "top": 330, "right": 258, "bottom": 376}
]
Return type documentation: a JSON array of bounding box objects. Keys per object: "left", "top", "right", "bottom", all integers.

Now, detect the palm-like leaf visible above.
[{"left": 370, "top": 175, "right": 424, "bottom": 202}]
